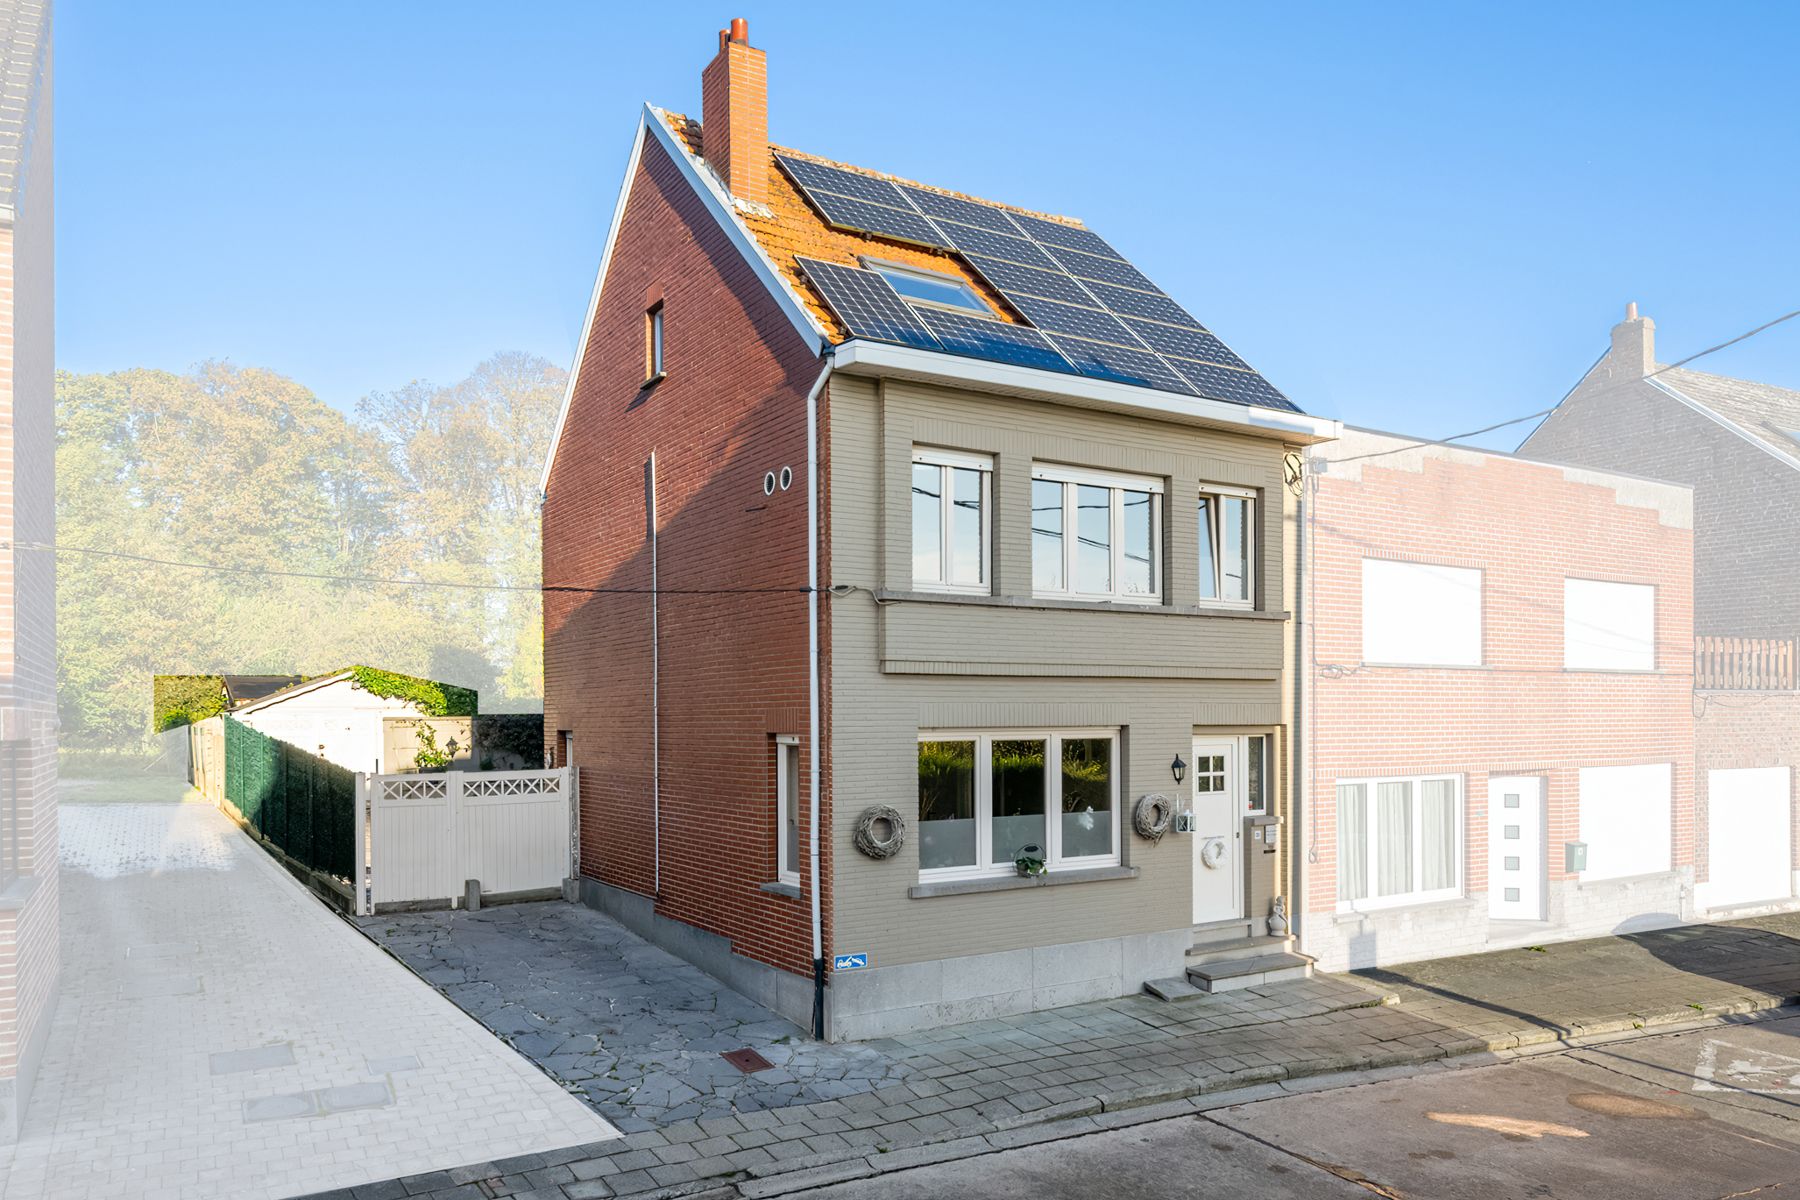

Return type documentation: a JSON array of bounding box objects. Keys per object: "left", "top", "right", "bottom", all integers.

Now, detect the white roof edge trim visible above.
[
  {"left": 1646, "top": 375, "right": 1800, "bottom": 475},
  {"left": 831, "top": 340, "right": 1341, "bottom": 444},
  {"left": 538, "top": 113, "right": 649, "bottom": 497},
  {"left": 644, "top": 106, "right": 826, "bottom": 355},
  {"left": 229, "top": 670, "right": 354, "bottom": 716}
]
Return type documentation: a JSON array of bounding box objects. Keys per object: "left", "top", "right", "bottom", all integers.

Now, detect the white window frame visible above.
[
  {"left": 911, "top": 447, "right": 993, "bottom": 594},
  {"left": 1196, "top": 484, "right": 1256, "bottom": 609},
  {"left": 917, "top": 729, "right": 1122, "bottom": 882},
  {"left": 863, "top": 257, "right": 991, "bottom": 315},
  {"left": 646, "top": 302, "right": 665, "bottom": 381},
  {"left": 775, "top": 735, "right": 801, "bottom": 887},
  {"left": 1334, "top": 772, "right": 1464, "bottom": 913},
  {"left": 1030, "top": 464, "right": 1164, "bottom": 605},
  {"left": 1243, "top": 733, "right": 1269, "bottom": 816}
]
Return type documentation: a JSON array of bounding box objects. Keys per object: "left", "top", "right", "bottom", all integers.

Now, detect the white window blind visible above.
[
  {"left": 1565, "top": 579, "right": 1655, "bottom": 671},
  {"left": 1362, "top": 559, "right": 1483, "bottom": 666}
]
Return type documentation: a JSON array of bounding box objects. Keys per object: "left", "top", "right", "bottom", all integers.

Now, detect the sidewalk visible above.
[{"left": 315, "top": 908, "right": 1800, "bottom": 1200}]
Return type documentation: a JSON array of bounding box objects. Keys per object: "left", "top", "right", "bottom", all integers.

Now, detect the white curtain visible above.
[
  {"left": 1420, "top": 779, "right": 1457, "bottom": 891},
  {"left": 1376, "top": 781, "right": 1413, "bottom": 897},
  {"left": 1336, "top": 783, "right": 1368, "bottom": 902}
]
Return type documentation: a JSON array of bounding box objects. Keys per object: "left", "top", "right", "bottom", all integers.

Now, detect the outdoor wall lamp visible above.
[{"left": 1171, "top": 754, "right": 1187, "bottom": 786}]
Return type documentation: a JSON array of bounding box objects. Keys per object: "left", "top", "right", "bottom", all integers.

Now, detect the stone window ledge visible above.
[
  {"left": 908, "top": 865, "right": 1138, "bottom": 899},
  {"left": 759, "top": 881, "right": 802, "bottom": 899}
]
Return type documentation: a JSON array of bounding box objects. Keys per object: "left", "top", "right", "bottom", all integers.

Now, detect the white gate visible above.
[
  {"left": 356, "top": 767, "right": 575, "bottom": 915},
  {"left": 1701, "top": 767, "right": 1793, "bottom": 911}
]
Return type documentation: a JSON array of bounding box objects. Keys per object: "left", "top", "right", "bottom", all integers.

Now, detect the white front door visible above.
[
  {"left": 1487, "top": 775, "right": 1545, "bottom": 920},
  {"left": 1704, "top": 767, "right": 1793, "bottom": 909},
  {"left": 1191, "top": 739, "right": 1242, "bottom": 924}
]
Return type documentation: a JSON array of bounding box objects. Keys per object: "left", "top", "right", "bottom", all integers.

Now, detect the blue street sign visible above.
[{"left": 832, "top": 953, "right": 870, "bottom": 971}]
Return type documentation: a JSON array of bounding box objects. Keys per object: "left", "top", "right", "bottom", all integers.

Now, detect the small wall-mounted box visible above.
[
  {"left": 1565, "top": 841, "right": 1588, "bottom": 874},
  {"left": 1173, "top": 811, "right": 1197, "bottom": 834}
]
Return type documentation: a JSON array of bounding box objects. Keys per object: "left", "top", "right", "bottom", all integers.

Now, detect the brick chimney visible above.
[
  {"left": 701, "top": 18, "right": 768, "bottom": 206},
  {"left": 1608, "top": 301, "right": 1656, "bottom": 379}
]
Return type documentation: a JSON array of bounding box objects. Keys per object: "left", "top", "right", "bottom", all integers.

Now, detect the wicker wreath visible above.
[
  {"left": 1132, "top": 792, "right": 1176, "bottom": 843},
  {"left": 853, "top": 804, "right": 906, "bottom": 859}
]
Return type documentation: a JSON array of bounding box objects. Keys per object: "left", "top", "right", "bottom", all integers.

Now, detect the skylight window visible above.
[{"left": 864, "top": 258, "right": 990, "bottom": 316}]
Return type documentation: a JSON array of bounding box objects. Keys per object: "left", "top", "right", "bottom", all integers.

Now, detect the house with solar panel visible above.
[{"left": 538, "top": 18, "right": 1340, "bottom": 1039}]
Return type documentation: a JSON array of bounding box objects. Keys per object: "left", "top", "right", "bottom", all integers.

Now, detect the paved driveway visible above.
[{"left": 0, "top": 799, "right": 615, "bottom": 1200}]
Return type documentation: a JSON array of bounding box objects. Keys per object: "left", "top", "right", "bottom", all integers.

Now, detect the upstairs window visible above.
[
  {"left": 645, "top": 302, "right": 665, "bottom": 382},
  {"left": 1564, "top": 579, "right": 1655, "bottom": 671},
  {"left": 912, "top": 448, "right": 991, "bottom": 593},
  {"left": 1197, "top": 486, "right": 1256, "bottom": 607},
  {"left": 1031, "top": 465, "right": 1162, "bottom": 604},
  {"left": 865, "top": 259, "right": 990, "bottom": 315},
  {"left": 1362, "top": 559, "right": 1483, "bottom": 666}
]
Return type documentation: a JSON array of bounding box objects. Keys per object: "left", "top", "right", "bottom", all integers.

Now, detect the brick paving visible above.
[
  {"left": 0, "top": 802, "right": 614, "bottom": 1200},
  {"left": 313, "top": 906, "right": 1800, "bottom": 1200}
]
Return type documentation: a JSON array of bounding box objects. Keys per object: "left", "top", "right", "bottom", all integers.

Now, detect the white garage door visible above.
[{"left": 1705, "top": 767, "right": 1793, "bottom": 909}]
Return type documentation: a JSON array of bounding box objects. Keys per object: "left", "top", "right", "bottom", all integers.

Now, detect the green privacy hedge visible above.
[
  {"left": 223, "top": 716, "right": 355, "bottom": 881},
  {"left": 347, "top": 665, "right": 477, "bottom": 717},
  {"left": 152, "top": 675, "right": 227, "bottom": 732}
]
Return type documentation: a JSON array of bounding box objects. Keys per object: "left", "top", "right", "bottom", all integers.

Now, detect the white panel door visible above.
[
  {"left": 1487, "top": 776, "right": 1545, "bottom": 920},
  {"left": 1705, "top": 767, "right": 1793, "bottom": 909},
  {"left": 1191, "top": 739, "right": 1242, "bottom": 925}
]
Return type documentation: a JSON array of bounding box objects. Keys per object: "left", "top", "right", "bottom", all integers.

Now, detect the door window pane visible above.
[
  {"left": 781, "top": 742, "right": 800, "bottom": 877},
  {"left": 1197, "top": 495, "right": 1217, "bottom": 598},
  {"left": 1420, "top": 778, "right": 1456, "bottom": 891},
  {"left": 1060, "top": 737, "right": 1113, "bottom": 858},
  {"left": 918, "top": 740, "right": 977, "bottom": 870},
  {"left": 1376, "top": 781, "right": 1414, "bottom": 897},
  {"left": 1221, "top": 495, "right": 1250, "bottom": 602},
  {"left": 948, "top": 466, "right": 985, "bottom": 585},
  {"left": 1121, "top": 490, "right": 1155, "bottom": 596},
  {"left": 1337, "top": 783, "right": 1368, "bottom": 902},
  {"left": 1032, "top": 479, "right": 1064, "bottom": 591},
  {"left": 1073, "top": 484, "right": 1112, "bottom": 593},
  {"left": 990, "top": 739, "right": 1047, "bottom": 864},
  {"left": 1246, "top": 735, "right": 1266, "bottom": 813},
  {"left": 912, "top": 463, "right": 942, "bottom": 584}
]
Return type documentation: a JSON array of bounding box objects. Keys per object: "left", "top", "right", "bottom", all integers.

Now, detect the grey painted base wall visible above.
[
  {"left": 826, "top": 927, "right": 1193, "bottom": 1041},
  {"left": 574, "top": 876, "right": 1191, "bottom": 1042},
  {"left": 1309, "top": 871, "right": 1694, "bottom": 972}
]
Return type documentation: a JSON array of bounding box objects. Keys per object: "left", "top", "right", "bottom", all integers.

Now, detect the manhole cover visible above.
[{"left": 722, "top": 1048, "right": 774, "bottom": 1074}]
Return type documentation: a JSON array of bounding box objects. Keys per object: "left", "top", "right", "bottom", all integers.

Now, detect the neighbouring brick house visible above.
[
  {"left": 1523, "top": 307, "right": 1800, "bottom": 918},
  {"left": 0, "top": 0, "right": 51, "bottom": 1144},
  {"left": 540, "top": 19, "right": 1338, "bottom": 1039},
  {"left": 1297, "top": 429, "right": 1696, "bottom": 970}
]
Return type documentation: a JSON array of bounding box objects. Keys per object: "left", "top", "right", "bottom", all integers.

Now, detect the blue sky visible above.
[{"left": 60, "top": 2, "right": 1800, "bottom": 446}]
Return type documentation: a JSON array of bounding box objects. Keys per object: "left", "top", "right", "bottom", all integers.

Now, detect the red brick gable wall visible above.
[
  {"left": 542, "top": 132, "right": 828, "bottom": 976},
  {"left": 1304, "top": 448, "right": 1695, "bottom": 922}
]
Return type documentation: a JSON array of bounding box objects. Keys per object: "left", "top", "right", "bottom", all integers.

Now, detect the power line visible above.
[
  {"left": 1326, "top": 307, "right": 1800, "bottom": 466},
  {"left": 2, "top": 540, "right": 816, "bottom": 597}
]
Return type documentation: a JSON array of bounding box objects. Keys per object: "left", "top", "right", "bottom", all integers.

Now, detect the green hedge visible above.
[
  {"left": 348, "top": 665, "right": 477, "bottom": 717},
  {"left": 474, "top": 713, "right": 544, "bottom": 769},
  {"left": 223, "top": 716, "right": 355, "bottom": 881},
  {"left": 152, "top": 675, "right": 226, "bottom": 732}
]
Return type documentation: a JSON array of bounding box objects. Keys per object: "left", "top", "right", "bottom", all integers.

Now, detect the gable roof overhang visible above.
[
  {"left": 1646, "top": 374, "right": 1800, "bottom": 475},
  {"left": 228, "top": 670, "right": 354, "bottom": 716},
  {"left": 538, "top": 105, "right": 829, "bottom": 497},
  {"left": 831, "top": 339, "right": 1340, "bottom": 444}
]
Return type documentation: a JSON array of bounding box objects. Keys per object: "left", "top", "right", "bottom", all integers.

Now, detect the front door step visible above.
[
  {"left": 1142, "top": 975, "right": 1206, "bottom": 1001},
  {"left": 1186, "top": 950, "right": 1315, "bottom": 993}
]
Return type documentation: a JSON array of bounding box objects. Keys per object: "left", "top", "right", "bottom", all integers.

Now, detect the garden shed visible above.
[{"left": 229, "top": 666, "right": 477, "bottom": 775}]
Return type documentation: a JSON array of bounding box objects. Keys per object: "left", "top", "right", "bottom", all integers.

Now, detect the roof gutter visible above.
[{"left": 830, "top": 340, "right": 1341, "bottom": 445}]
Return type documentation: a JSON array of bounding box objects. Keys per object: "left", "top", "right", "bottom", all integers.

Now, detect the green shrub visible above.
[
  {"left": 152, "top": 675, "right": 226, "bottom": 732},
  {"left": 347, "top": 665, "right": 477, "bottom": 717}
]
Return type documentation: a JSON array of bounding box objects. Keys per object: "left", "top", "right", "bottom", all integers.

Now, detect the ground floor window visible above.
[
  {"left": 918, "top": 731, "right": 1119, "bottom": 879},
  {"left": 776, "top": 736, "right": 800, "bottom": 887},
  {"left": 1336, "top": 774, "right": 1462, "bottom": 909}
]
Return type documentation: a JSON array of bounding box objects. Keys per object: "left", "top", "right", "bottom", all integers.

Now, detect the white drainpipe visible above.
[{"left": 805, "top": 357, "right": 833, "bottom": 1039}]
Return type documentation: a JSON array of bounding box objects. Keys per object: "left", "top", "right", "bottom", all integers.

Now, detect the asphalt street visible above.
[{"left": 804, "top": 1014, "right": 1800, "bottom": 1199}]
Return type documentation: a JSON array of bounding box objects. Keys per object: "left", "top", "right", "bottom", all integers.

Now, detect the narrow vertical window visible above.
[
  {"left": 776, "top": 737, "right": 800, "bottom": 886},
  {"left": 918, "top": 739, "right": 978, "bottom": 870},
  {"left": 989, "top": 739, "right": 1047, "bottom": 866},
  {"left": 645, "top": 302, "right": 665, "bottom": 381},
  {"left": 1245, "top": 734, "right": 1267, "bottom": 815},
  {"left": 1198, "top": 486, "right": 1255, "bottom": 606},
  {"left": 910, "top": 449, "right": 991, "bottom": 593},
  {"left": 1032, "top": 478, "right": 1065, "bottom": 592}
]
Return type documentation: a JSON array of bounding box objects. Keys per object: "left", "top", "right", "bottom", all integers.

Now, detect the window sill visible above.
[
  {"left": 909, "top": 864, "right": 1138, "bottom": 899},
  {"left": 0, "top": 874, "right": 42, "bottom": 911},
  {"left": 641, "top": 371, "right": 667, "bottom": 391},
  {"left": 1334, "top": 893, "right": 1472, "bottom": 921},
  {"left": 760, "top": 880, "right": 802, "bottom": 899},
  {"left": 873, "top": 590, "right": 1290, "bottom": 621}
]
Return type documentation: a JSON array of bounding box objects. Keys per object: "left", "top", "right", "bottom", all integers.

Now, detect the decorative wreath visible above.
[
  {"left": 853, "top": 805, "right": 906, "bottom": 860},
  {"left": 1132, "top": 792, "right": 1176, "bottom": 843},
  {"left": 1200, "top": 838, "right": 1228, "bottom": 869}
]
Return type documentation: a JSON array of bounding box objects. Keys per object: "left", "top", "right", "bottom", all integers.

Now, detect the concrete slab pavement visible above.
[{"left": 0, "top": 799, "right": 616, "bottom": 1200}]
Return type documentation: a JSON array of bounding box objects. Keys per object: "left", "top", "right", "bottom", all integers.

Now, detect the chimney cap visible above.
[
  {"left": 729, "top": 17, "right": 749, "bottom": 43},
  {"left": 1626, "top": 301, "right": 1639, "bottom": 321}
]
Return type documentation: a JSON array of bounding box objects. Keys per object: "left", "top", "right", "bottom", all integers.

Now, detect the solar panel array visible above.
[{"left": 776, "top": 154, "right": 1296, "bottom": 412}]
